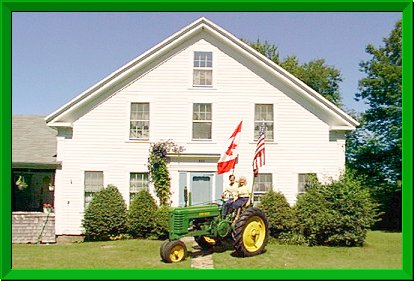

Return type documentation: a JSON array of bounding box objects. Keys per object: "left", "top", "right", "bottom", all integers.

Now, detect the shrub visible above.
[
  {"left": 257, "top": 190, "right": 296, "bottom": 238},
  {"left": 152, "top": 205, "right": 171, "bottom": 240},
  {"left": 127, "top": 189, "right": 158, "bottom": 238},
  {"left": 295, "top": 172, "right": 380, "bottom": 246},
  {"left": 82, "top": 185, "right": 128, "bottom": 241}
]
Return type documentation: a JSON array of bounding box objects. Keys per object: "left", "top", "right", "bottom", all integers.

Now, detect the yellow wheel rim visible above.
[
  {"left": 169, "top": 244, "right": 185, "bottom": 262},
  {"left": 204, "top": 236, "right": 216, "bottom": 245},
  {"left": 242, "top": 216, "right": 266, "bottom": 252}
]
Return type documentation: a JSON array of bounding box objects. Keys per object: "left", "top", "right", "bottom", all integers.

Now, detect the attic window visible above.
[
  {"left": 193, "top": 51, "right": 212, "bottom": 86},
  {"left": 130, "top": 103, "right": 150, "bottom": 140}
]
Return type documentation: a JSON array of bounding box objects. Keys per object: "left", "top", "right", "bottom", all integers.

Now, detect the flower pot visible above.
[{"left": 43, "top": 206, "right": 52, "bottom": 213}]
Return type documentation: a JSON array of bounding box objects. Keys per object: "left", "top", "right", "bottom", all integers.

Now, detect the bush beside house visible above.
[
  {"left": 294, "top": 172, "right": 380, "bottom": 246},
  {"left": 257, "top": 190, "right": 296, "bottom": 238},
  {"left": 127, "top": 189, "right": 159, "bottom": 239},
  {"left": 81, "top": 172, "right": 379, "bottom": 247},
  {"left": 82, "top": 185, "right": 128, "bottom": 241}
]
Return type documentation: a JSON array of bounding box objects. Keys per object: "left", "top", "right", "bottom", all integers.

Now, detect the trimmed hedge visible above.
[
  {"left": 82, "top": 185, "right": 128, "bottom": 241},
  {"left": 127, "top": 189, "right": 158, "bottom": 238}
]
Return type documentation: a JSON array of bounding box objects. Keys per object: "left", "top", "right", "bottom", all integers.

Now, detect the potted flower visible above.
[
  {"left": 16, "top": 176, "right": 28, "bottom": 190},
  {"left": 42, "top": 203, "right": 53, "bottom": 213}
]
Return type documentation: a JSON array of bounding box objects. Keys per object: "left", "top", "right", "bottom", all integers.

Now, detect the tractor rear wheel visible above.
[
  {"left": 232, "top": 207, "right": 269, "bottom": 257},
  {"left": 160, "top": 240, "right": 187, "bottom": 263}
]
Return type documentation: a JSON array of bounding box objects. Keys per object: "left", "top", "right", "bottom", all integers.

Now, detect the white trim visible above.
[
  {"left": 46, "top": 122, "right": 73, "bottom": 128},
  {"left": 329, "top": 125, "right": 356, "bottom": 131}
]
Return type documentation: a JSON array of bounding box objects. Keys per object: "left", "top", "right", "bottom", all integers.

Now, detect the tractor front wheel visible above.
[
  {"left": 160, "top": 240, "right": 188, "bottom": 263},
  {"left": 232, "top": 207, "right": 269, "bottom": 257}
]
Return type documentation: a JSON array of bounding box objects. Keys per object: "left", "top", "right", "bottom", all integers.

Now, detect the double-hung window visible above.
[
  {"left": 192, "top": 103, "right": 212, "bottom": 140},
  {"left": 254, "top": 104, "right": 274, "bottom": 141},
  {"left": 298, "top": 173, "right": 317, "bottom": 194},
  {"left": 84, "top": 171, "right": 104, "bottom": 209},
  {"left": 252, "top": 173, "right": 273, "bottom": 205},
  {"left": 130, "top": 103, "right": 149, "bottom": 140},
  {"left": 130, "top": 173, "right": 149, "bottom": 204},
  {"left": 193, "top": 52, "right": 212, "bottom": 86}
]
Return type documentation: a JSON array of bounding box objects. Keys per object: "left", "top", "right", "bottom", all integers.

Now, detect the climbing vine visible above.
[{"left": 147, "top": 140, "right": 185, "bottom": 206}]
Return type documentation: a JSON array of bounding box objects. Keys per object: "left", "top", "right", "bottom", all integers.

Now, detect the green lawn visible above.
[
  {"left": 12, "top": 231, "right": 401, "bottom": 269},
  {"left": 213, "top": 231, "right": 402, "bottom": 269}
]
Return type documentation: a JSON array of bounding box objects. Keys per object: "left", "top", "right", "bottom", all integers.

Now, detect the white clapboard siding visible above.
[{"left": 54, "top": 36, "right": 348, "bottom": 235}]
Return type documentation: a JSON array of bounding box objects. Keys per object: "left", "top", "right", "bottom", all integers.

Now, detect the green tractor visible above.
[{"left": 159, "top": 200, "right": 269, "bottom": 263}]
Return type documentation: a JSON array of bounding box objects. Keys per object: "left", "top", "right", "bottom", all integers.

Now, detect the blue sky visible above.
[{"left": 12, "top": 12, "right": 401, "bottom": 116}]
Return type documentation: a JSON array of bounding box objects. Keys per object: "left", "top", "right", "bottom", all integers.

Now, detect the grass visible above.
[
  {"left": 213, "top": 231, "right": 402, "bottom": 269},
  {"left": 11, "top": 231, "right": 401, "bottom": 269},
  {"left": 12, "top": 238, "right": 193, "bottom": 269}
]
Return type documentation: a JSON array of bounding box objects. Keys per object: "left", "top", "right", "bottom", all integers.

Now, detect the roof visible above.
[
  {"left": 45, "top": 17, "right": 359, "bottom": 130},
  {"left": 12, "top": 115, "right": 60, "bottom": 169}
]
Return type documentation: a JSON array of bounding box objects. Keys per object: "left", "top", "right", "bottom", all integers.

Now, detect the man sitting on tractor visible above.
[
  {"left": 226, "top": 176, "right": 251, "bottom": 220},
  {"left": 221, "top": 174, "right": 238, "bottom": 218}
]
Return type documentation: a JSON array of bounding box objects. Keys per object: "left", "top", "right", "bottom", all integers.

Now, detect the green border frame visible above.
[{"left": 1, "top": 1, "right": 412, "bottom": 280}]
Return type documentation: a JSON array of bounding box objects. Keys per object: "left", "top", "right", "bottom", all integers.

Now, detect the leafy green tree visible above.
[
  {"left": 346, "top": 20, "right": 402, "bottom": 230},
  {"left": 242, "top": 38, "right": 280, "bottom": 63},
  {"left": 349, "top": 20, "right": 402, "bottom": 184},
  {"left": 244, "top": 39, "right": 343, "bottom": 107}
]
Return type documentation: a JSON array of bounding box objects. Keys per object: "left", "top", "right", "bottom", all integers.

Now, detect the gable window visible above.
[
  {"left": 254, "top": 104, "right": 274, "bottom": 141},
  {"left": 193, "top": 51, "right": 212, "bottom": 86},
  {"left": 252, "top": 173, "right": 273, "bottom": 205},
  {"left": 84, "top": 171, "right": 104, "bottom": 209},
  {"left": 130, "top": 173, "right": 149, "bottom": 204},
  {"left": 130, "top": 103, "right": 149, "bottom": 140},
  {"left": 192, "top": 103, "right": 212, "bottom": 140},
  {"left": 298, "top": 173, "right": 317, "bottom": 194}
]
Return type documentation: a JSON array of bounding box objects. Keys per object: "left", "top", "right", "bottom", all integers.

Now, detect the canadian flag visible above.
[{"left": 217, "top": 121, "right": 243, "bottom": 174}]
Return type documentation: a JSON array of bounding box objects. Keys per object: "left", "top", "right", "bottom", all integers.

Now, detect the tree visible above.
[
  {"left": 244, "top": 39, "right": 343, "bottom": 107},
  {"left": 346, "top": 20, "right": 402, "bottom": 230}
]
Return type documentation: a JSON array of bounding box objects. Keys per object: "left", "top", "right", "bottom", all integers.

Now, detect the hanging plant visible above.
[
  {"left": 16, "top": 175, "right": 28, "bottom": 190},
  {"left": 147, "top": 140, "right": 185, "bottom": 206}
]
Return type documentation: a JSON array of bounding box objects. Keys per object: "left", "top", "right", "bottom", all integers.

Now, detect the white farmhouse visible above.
[{"left": 46, "top": 17, "right": 358, "bottom": 236}]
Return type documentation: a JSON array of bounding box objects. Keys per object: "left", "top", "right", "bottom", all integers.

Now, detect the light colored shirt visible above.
[
  {"left": 236, "top": 184, "right": 250, "bottom": 198},
  {"left": 222, "top": 184, "right": 238, "bottom": 200}
]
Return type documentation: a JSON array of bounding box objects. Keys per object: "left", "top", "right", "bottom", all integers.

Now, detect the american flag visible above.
[{"left": 253, "top": 126, "right": 266, "bottom": 177}]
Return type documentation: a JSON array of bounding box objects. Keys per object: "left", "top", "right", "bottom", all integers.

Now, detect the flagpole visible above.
[
  {"left": 249, "top": 174, "right": 255, "bottom": 207},
  {"left": 251, "top": 122, "right": 266, "bottom": 207}
]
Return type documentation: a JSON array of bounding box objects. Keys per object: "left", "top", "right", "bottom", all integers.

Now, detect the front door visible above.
[{"left": 190, "top": 173, "right": 213, "bottom": 205}]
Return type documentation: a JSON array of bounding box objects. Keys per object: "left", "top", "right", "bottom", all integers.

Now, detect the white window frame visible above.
[
  {"left": 192, "top": 103, "right": 212, "bottom": 140},
  {"left": 129, "top": 103, "right": 150, "bottom": 140},
  {"left": 298, "top": 173, "right": 317, "bottom": 194},
  {"left": 254, "top": 104, "right": 274, "bottom": 141},
  {"left": 252, "top": 173, "right": 273, "bottom": 205},
  {"left": 129, "top": 172, "right": 149, "bottom": 204},
  {"left": 84, "top": 171, "right": 104, "bottom": 210},
  {"left": 193, "top": 51, "right": 213, "bottom": 87}
]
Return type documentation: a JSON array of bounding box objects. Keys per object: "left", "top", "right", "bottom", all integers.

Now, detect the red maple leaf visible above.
[{"left": 225, "top": 142, "right": 238, "bottom": 156}]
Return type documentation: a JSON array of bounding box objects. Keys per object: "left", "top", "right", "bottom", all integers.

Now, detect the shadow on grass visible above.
[{"left": 187, "top": 238, "right": 241, "bottom": 259}]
